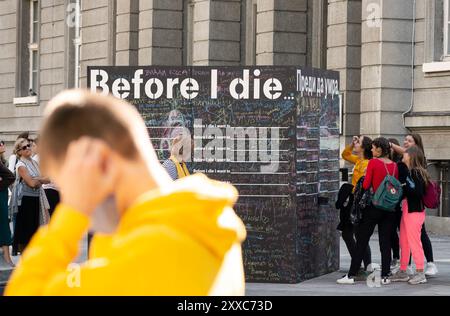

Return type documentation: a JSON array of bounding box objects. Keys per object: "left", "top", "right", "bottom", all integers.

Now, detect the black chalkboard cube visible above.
[
  {"left": 88, "top": 66, "right": 340, "bottom": 284},
  {"left": 235, "top": 68, "right": 341, "bottom": 283}
]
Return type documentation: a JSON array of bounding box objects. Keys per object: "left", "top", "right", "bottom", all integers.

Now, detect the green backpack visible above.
[{"left": 372, "top": 161, "right": 403, "bottom": 212}]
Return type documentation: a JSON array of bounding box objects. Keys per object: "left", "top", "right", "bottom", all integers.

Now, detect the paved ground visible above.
[
  {"left": 0, "top": 236, "right": 88, "bottom": 295},
  {"left": 2, "top": 234, "right": 449, "bottom": 296},
  {"left": 246, "top": 234, "right": 450, "bottom": 296}
]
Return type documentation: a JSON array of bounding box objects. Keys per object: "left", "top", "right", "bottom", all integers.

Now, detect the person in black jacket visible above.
[
  {"left": 388, "top": 138, "right": 408, "bottom": 271},
  {"left": 390, "top": 145, "right": 430, "bottom": 285},
  {"left": 0, "top": 140, "right": 16, "bottom": 266},
  {"left": 337, "top": 136, "right": 375, "bottom": 275},
  {"left": 390, "top": 133, "right": 437, "bottom": 276}
]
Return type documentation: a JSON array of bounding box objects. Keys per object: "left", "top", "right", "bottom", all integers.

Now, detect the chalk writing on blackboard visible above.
[{"left": 88, "top": 66, "right": 340, "bottom": 283}]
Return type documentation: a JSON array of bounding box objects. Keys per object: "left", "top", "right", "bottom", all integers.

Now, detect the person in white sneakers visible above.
[
  {"left": 391, "top": 133, "right": 438, "bottom": 277},
  {"left": 338, "top": 138, "right": 399, "bottom": 285},
  {"left": 390, "top": 146, "right": 430, "bottom": 285}
]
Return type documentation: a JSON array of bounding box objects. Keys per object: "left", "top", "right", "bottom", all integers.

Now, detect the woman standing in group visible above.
[
  {"left": 10, "top": 138, "right": 50, "bottom": 255},
  {"left": 390, "top": 133, "right": 438, "bottom": 276},
  {"left": 388, "top": 138, "right": 407, "bottom": 271},
  {"left": 162, "top": 134, "right": 191, "bottom": 181},
  {"left": 0, "top": 140, "right": 15, "bottom": 266},
  {"left": 390, "top": 146, "right": 431, "bottom": 284},
  {"left": 31, "top": 137, "right": 60, "bottom": 217},
  {"left": 338, "top": 137, "right": 399, "bottom": 285},
  {"left": 339, "top": 135, "right": 376, "bottom": 272}
]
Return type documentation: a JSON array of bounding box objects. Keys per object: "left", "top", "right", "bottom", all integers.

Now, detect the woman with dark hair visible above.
[
  {"left": 338, "top": 137, "right": 399, "bottom": 285},
  {"left": 390, "top": 133, "right": 437, "bottom": 276},
  {"left": 388, "top": 138, "right": 406, "bottom": 271},
  {"left": 390, "top": 146, "right": 431, "bottom": 285},
  {"left": 342, "top": 136, "right": 373, "bottom": 187},
  {"left": 339, "top": 136, "right": 376, "bottom": 273},
  {"left": 0, "top": 140, "right": 15, "bottom": 266}
]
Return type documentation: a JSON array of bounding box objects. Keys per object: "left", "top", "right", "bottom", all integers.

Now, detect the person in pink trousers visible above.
[{"left": 390, "top": 145, "right": 430, "bottom": 285}]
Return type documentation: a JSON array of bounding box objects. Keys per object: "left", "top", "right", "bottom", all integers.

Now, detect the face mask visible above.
[{"left": 89, "top": 195, "right": 120, "bottom": 234}]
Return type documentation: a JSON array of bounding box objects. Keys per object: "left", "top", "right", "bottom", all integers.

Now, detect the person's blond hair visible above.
[
  {"left": 13, "top": 138, "right": 29, "bottom": 157},
  {"left": 39, "top": 89, "right": 162, "bottom": 175}
]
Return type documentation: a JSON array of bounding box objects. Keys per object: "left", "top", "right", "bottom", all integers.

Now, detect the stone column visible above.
[
  {"left": 327, "top": 0, "right": 362, "bottom": 146},
  {"left": 138, "top": 0, "right": 183, "bottom": 65},
  {"left": 39, "top": 0, "right": 67, "bottom": 105},
  {"left": 79, "top": 0, "right": 116, "bottom": 87},
  {"left": 116, "top": 0, "right": 139, "bottom": 66},
  {"left": 256, "top": 0, "right": 308, "bottom": 65},
  {"left": 311, "top": 0, "right": 328, "bottom": 68},
  {"left": 192, "top": 0, "right": 241, "bottom": 66},
  {"left": 360, "top": 0, "right": 413, "bottom": 139}
]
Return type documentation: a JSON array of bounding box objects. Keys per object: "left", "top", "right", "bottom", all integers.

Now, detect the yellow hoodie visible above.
[
  {"left": 5, "top": 174, "right": 247, "bottom": 296},
  {"left": 341, "top": 144, "right": 369, "bottom": 189}
]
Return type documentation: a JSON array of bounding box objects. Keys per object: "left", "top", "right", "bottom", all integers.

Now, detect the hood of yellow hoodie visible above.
[{"left": 117, "top": 174, "right": 247, "bottom": 260}]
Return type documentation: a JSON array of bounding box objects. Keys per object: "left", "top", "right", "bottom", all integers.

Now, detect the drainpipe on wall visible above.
[
  {"left": 402, "top": 0, "right": 416, "bottom": 130},
  {"left": 443, "top": 163, "right": 449, "bottom": 218},
  {"left": 74, "top": 0, "right": 81, "bottom": 88},
  {"left": 440, "top": 164, "right": 444, "bottom": 217}
]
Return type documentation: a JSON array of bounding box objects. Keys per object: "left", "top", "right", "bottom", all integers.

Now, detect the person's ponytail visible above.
[{"left": 405, "top": 146, "right": 431, "bottom": 187}]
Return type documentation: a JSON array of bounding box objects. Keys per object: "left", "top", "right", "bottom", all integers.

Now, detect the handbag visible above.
[
  {"left": 359, "top": 188, "right": 373, "bottom": 210},
  {"left": 350, "top": 176, "right": 371, "bottom": 226}
]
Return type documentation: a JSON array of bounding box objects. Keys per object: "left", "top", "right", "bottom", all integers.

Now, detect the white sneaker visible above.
[
  {"left": 390, "top": 259, "right": 400, "bottom": 274},
  {"left": 425, "top": 262, "right": 438, "bottom": 276},
  {"left": 408, "top": 272, "right": 427, "bottom": 285},
  {"left": 389, "top": 270, "right": 410, "bottom": 282},
  {"left": 381, "top": 277, "right": 391, "bottom": 285},
  {"left": 406, "top": 265, "right": 415, "bottom": 276},
  {"left": 366, "top": 263, "right": 380, "bottom": 272},
  {"left": 391, "top": 265, "right": 400, "bottom": 274},
  {"left": 337, "top": 275, "right": 355, "bottom": 285},
  {"left": 390, "top": 259, "right": 399, "bottom": 268}
]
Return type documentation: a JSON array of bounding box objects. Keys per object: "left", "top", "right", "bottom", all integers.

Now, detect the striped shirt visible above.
[{"left": 162, "top": 159, "right": 178, "bottom": 180}]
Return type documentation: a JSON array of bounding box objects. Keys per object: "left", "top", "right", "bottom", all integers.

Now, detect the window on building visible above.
[
  {"left": 182, "top": 0, "right": 194, "bottom": 65},
  {"left": 445, "top": 0, "right": 450, "bottom": 58},
  {"left": 29, "top": 0, "right": 39, "bottom": 94},
  {"left": 15, "top": 0, "right": 39, "bottom": 99},
  {"left": 424, "top": 0, "right": 443, "bottom": 63},
  {"left": 241, "top": 0, "right": 257, "bottom": 65},
  {"left": 65, "top": 0, "right": 81, "bottom": 88}
]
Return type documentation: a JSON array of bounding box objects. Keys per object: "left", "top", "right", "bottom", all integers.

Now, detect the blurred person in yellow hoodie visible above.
[{"left": 5, "top": 90, "right": 246, "bottom": 296}]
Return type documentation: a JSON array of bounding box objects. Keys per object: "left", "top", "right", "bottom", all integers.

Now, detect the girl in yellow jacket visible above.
[
  {"left": 341, "top": 136, "right": 373, "bottom": 188},
  {"left": 339, "top": 135, "right": 377, "bottom": 274}
]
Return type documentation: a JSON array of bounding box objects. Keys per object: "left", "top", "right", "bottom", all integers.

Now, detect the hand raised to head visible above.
[{"left": 58, "top": 137, "right": 118, "bottom": 216}]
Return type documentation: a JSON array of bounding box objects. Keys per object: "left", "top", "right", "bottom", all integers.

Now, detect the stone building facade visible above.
[{"left": 0, "top": 0, "right": 449, "bottom": 219}]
